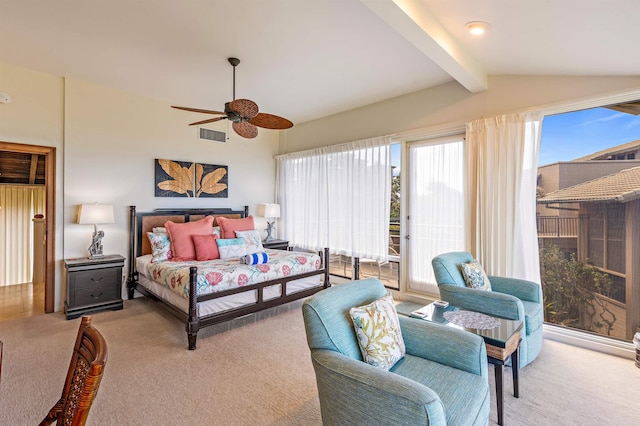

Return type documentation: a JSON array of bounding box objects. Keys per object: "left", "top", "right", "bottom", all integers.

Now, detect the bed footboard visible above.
[{"left": 185, "top": 248, "right": 330, "bottom": 350}]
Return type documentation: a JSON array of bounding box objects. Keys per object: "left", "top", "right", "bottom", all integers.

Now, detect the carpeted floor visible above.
[{"left": 0, "top": 298, "right": 639, "bottom": 425}]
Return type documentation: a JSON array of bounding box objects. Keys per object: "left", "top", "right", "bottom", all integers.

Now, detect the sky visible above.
[
  {"left": 389, "top": 105, "right": 640, "bottom": 171},
  {"left": 539, "top": 106, "right": 640, "bottom": 166}
]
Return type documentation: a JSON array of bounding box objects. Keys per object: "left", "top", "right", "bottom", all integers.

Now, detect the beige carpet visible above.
[{"left": 0, "top": 298, "right": 639, "bottom": 425}]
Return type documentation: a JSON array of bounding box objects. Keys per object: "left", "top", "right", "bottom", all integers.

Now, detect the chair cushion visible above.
[
  {"left": 350, "top": 293, "right": 406, "bottom": 370},
  {"left": 460, "top": 261, "right": 492, "bottom": 291},
  {"left": 523, "top": 300, "right": 544, "bottom": 335},
  {"left": 391, "top": 354, "right": 489, "bottom": 425}
]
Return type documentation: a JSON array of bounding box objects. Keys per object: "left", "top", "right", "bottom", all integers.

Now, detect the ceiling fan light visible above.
[{"left": 465, "top": 21, "right": 489, "bottom": 35}]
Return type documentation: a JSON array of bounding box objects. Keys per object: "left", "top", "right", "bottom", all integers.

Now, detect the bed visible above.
[{"left": 126, "top": 205, "right": 330, "bottom": 349}]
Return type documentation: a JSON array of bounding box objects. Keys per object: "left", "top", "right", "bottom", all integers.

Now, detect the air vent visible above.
[{"left": 199, "top": 128, "right": 226, "bottom": 143}]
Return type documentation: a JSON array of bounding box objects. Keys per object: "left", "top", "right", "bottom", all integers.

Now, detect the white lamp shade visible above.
[
  {"left": 257, "top": 203, "right": 280, "bottom": 218},
  {"left": 77, "top": 204, "right": 114, "bottom": 225}
]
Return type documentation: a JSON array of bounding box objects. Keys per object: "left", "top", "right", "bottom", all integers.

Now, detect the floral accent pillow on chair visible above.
[
  {"left": 460, "top": 261, "right": 492, "bottom": 291},
  {"left": 349, "top": 293, "right": 405, "bottom": 370}
]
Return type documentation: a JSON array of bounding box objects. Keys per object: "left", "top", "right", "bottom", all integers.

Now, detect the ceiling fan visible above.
[{"left": 171, "top": 57, "right": 293, "bottom": 139}]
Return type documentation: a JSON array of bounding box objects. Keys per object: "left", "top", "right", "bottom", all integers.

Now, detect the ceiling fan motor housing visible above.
[{"left": 224, "top": 103, "right": 242, "bottom": 122}]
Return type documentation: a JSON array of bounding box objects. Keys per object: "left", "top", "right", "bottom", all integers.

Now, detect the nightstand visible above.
[
  {"left": 64, "top": 254, "right": 125, "bottom": 320},
  {"left": 263, "top": 239, "right": 289, "bottom": 250}
]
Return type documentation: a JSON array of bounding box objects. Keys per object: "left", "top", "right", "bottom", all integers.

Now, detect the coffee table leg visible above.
[
  {"left": 512, "top": 347, "right": 519, "bottom": 398},
  {"left": 494, "top": 364, "right": 504, "bottom": 426}
]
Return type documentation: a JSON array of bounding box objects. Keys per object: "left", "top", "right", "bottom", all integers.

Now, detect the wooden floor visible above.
[{"left": 0, "top": 282, "right": 45, "bottom": 322}]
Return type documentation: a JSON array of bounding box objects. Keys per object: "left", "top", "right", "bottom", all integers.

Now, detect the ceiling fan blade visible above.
[
  {"left": 232, "top": 121, "right": 258, "bottom": 139},
  {"left": 189, "top": 116, "right": 228, "bottom": 126},
  {"left": 171, "top": 105, "right": 226, "bottom": 115},
  {"left": 228, "top": 99, "right": 259, "bottom": 119},
  {"left": 250, "top": 113, "right": 293, "bottom": 129}
]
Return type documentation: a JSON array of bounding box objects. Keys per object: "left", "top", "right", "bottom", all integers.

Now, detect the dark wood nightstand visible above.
[
  {"left": 64, "top": 254, "right": 125, "bottom": 319},
  {"left": 263, "top": 239, "right": 289, "bottom": 250}
]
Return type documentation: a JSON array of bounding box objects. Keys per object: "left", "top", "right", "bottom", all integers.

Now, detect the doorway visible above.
[
  {"left": 0, "top": 141, "right": 55, "bottom": 317},
  {"left": 405, "top": 135, "right": 466, "bottom": 296}
]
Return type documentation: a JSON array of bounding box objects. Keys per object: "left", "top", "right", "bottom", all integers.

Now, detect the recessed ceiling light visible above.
[{"left": 465, "top": 21, "right": 489, "bottom": 35}]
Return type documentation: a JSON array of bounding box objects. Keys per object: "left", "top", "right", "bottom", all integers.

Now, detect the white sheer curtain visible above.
[
  {"left": 465, "top": 112, "right": 543, "bottom": 282},
  {"left": 0, "top": 185, "right": 46, "bottom": 286},
  {"left": 408, "top": 137, "right": 466, "bottom": 293},
  {"left": 276, "top": 137, "right": 391, "bottom": 261}
]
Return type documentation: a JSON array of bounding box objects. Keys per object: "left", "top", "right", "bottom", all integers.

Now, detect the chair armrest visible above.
[
  {"left": 311, "top": 349, "right": 446, "bottom": 424},
  {"left": 488, "top": 276, "right": 543, "bottom": 304},
  {"left": 438, "top": 284, "right": 524, "bottom": 321},
  {"left": 399, "top": 316, "right": 488, "bottom": 377}
]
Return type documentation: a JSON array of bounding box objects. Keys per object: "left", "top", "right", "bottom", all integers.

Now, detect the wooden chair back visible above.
[{"left": 40, "top": 316, "right": 108, "bottom": 426}]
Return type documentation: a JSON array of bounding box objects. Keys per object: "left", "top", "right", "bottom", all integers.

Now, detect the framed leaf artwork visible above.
[
  {"left": 155, "top": 159, "right": 228, "bottom": 198},
  {"left": 196, "top": 162, "right": 229, "bottom": 198}
]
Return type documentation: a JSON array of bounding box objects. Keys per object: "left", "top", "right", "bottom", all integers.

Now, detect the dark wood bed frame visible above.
[{"left": 126, "top": 205, "right": 330, "bottom": 350}]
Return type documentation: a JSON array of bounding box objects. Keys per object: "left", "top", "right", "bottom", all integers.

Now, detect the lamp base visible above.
[
  {"left": 263, "top": 220, "right": 275, "bottom": 242},
  {"left": 88, "top": 227, "right": 105, "bottom": 258}
]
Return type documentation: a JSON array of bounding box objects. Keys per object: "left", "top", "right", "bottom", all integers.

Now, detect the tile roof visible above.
[
  {"left": 572, "top": 139, "right": 640, "bottom": 161},
  {"left": 538, "top": 166, "right": 640, "bottom": 204}
]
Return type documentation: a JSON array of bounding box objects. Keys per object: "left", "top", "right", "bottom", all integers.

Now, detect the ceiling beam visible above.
[
  {"left": 29, "top": 154, "right": 38, "bottom": 184},
  {"left": 361, "top": 0, "right": 487, "bottom": 93}
]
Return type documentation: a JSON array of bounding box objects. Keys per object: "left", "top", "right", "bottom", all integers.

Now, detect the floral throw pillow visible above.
[
  {"left": 460, "top": 261, "right": 492, "bottom": 291},
  {"left": 235, "top": 229, "right": 264, "bottom": 254},
  {"left": 147, "top": 232, "right": 172, "bottom": 262},
  {"left": 349, "top": 293, "right": 405, "bottom": 370}
]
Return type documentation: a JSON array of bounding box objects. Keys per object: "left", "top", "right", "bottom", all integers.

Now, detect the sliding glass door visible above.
[{"left": 406, "top": 136, "right": 466, "bottom": 295}]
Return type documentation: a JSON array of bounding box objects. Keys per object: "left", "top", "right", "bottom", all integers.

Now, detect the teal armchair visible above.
[
  {"left": 302, "top": 278, "right": 490, "bottom": 425},
  {"left": 432, "top": 251, "right": 543, "bottom": 367}
]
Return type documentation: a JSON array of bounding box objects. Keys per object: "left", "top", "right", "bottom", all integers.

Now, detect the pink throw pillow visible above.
[
  {"left": 217, "top": 215, "right": 255, "bottom": 239},
  {"left": 192, "top": 234, "right": 220, "bottom": 261},
  {"left": 165, "top": 216, "right": 214, "bottom": 261}
]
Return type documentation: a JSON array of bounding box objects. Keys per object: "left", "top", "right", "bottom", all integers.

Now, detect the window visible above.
[{"left": 538, "top": 102, "right": 640, "bottom": 340}]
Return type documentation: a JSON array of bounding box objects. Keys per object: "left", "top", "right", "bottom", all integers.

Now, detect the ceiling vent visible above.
[{"left": 199, "top": 127, "right": 226, "bottom": 143}]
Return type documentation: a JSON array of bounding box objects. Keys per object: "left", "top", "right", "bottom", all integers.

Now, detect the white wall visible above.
[
  {"left": 282, "top": 75, "right": 640, "bottom": 151},
  {"left": 1, "top": 61, "right": 280, "bottom": 310},
  {"left": 0, "top": 62, "right": 65, "bottom": 309}
]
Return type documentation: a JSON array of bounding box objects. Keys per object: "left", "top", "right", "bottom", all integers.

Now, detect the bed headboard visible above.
[{"left": 129, "top": 205, "right": 249, "bottom": 258}]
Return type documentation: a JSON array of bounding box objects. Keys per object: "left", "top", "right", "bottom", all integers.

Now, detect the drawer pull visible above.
[
  {"left": 90, "top": 277, "right": 104, "bottom": 283},
  {"left": 90, "top": 292, "right": 103, "bottom": 299}
]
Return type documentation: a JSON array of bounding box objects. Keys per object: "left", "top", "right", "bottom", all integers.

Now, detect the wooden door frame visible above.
[{"left": 0, "top": 141, "right": 56, "bottom": 313}]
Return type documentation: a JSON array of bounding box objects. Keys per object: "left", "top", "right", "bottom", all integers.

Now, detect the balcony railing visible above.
[{"left": 537, "top": 216, "right": 578, "bottom": 237}]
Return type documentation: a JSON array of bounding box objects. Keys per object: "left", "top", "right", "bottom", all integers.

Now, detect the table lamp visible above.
[
  {"left": 77, "top": 203, "right": 114, "bottom": 258},
  {"left": 257, "top": 203, "right": 280, "bottom": 242}
]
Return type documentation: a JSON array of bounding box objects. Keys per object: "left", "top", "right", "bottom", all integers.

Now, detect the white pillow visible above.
[
  {"left": 349, "top": 293, "right": 405, "bottom": 370},
  {"left": 216, "top": 238, "right": 249, "bottom": 259},
  {"left": 235, "top": 229, "right": 264, "bottom": 254}
]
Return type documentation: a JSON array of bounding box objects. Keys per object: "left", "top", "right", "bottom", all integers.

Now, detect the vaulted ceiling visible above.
[
  {"left": 1, "top": 0, "right": 639, "bottom": 126},
  {"left": 0, "top": 151, "right": 46, "bottom": 185}
]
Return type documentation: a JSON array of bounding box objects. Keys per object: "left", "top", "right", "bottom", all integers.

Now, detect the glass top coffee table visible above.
[{"left": 398, "top": 302, "right": 523, "bottom": 426}]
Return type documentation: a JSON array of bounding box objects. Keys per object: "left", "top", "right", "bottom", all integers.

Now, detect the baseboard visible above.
[{"left": 543, "top": 323, "right": 636, "bottom": 360}]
